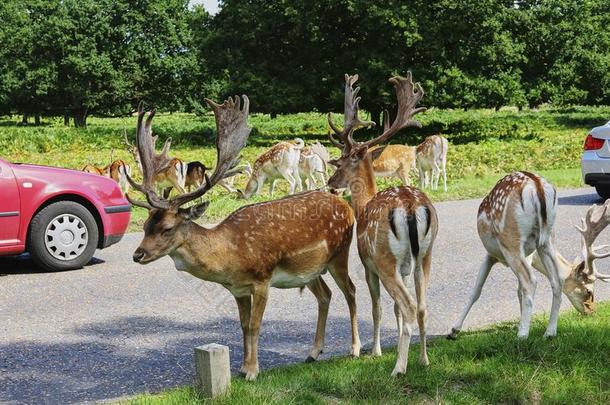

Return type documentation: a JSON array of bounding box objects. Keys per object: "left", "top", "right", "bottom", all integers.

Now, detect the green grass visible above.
[
  {"left": 1, "top": 105, "right": 607, "bottom": 230},
  {"left": 124, "top": 303, "right": 610, "bottom": 404}
]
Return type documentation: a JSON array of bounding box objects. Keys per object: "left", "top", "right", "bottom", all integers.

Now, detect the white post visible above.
[{"left": 194, "top": 343, "right": 231, "bottom": 398}]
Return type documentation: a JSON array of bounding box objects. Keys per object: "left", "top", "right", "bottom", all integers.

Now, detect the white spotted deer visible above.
[
  {"left": 326, "top": 73, "right": 437, "bottom": 376},
  {"left": 416, "top": 135, "right": 448, "bottom": 191},
  {"left": 449, "top": 172, "right": 610, "bottom": 340},
  {"left": 126, "top": 98, "right": 360, "bottom": 381},
  {"left": 239, "top": 139, "right": 303, "bottom": 198},
  {"left": 124, "top": 128, "right": 188, "bottom": 196},
  {"left": 299, "top": 141, "right": 330, "bottom": 190}
]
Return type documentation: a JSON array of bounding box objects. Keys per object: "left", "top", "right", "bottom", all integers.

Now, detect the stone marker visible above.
[{"left": 194, "top": 343, "right": 231, "bottom": 398}]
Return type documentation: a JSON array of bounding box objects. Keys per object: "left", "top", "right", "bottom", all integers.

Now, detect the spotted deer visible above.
[
  {"left": 82, "top": 160, "right": 131, "bottom": 194},
  {"left": 124, "top": 128, "right": 187, "bottom": 195},
  {"left": 126, "top": 98, "right": 360, "bottom": 381},
  {"left": 81, "top": 164, "right": 104, "bottom": 176},
  {"left": 449, "top": 172, "right": 610, "bottom": 340},
  {"left": 416, "top": 135, "right": 448, "bottom": 191},
  {"left": 369, "top": 144, "right": 417, "bottom": 186},
  {"left": 239, "top": 139, "right": 303, "bottom": 198},
  {"left": 299, "top": 141, "right": 330, "bottom": 190},
  {"left": 327, "top": 72, "right": 437, "bottom": 376}
]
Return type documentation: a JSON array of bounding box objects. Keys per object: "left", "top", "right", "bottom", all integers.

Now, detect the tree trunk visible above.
[
  {"left": 64, "top": 113, "right": 70, "bottom": 126},
  {"left": 34, "top": 115, "right": 41, "bottom": 125},
  {"left": 21, "top": 114, "right": 28, "bottom": 124},
  {"left": 270, "top": 112, "right": 278, "bottom": 119},
  {"left": 73, "top": 108, "right": 88, "bottom": 128}
]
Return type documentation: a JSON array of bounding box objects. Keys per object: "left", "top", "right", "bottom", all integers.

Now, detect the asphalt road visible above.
[{"left": 2, "top": 188, "right": 610, "bottom": 404}]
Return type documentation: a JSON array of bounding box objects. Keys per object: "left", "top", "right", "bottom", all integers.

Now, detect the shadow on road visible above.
[
  {"left": 0, "top": 315, "right": 384, "bottom": 404},
  {"left": 0, "top": 255, "right": 105, "bottom": 276}
]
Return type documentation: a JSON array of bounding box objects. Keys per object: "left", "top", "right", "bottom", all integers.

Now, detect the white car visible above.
[{"left": 582, "top": 121, "right": 610, "bottom": 199}]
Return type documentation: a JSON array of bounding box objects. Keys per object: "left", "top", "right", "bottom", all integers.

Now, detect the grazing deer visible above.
[
  {"left": 416, "top": 135, "right": 448, "bottom": 191},
  {"left": 239, "top": 139, "right": 303, "bottom": 198},
  {"left": 370, "top": 144, "right": 417, "bottom": 186},
  {"left": 82, "top": 159, "right": 131, "bottom": 194},
  {"left": 124, "top": 129, "right": 187, "bottom": 195},
  {"left": 126, "top": 98, "right": 360, "bottom": 381},
  {"left": 448, "top": 172, "right": 610, "bottom": 340},
  {"left": 300, "top": 141, "right": 330, "bottom": 190},
  {"left": 327, "top": 73, "right": 437, "bottom": 376}
]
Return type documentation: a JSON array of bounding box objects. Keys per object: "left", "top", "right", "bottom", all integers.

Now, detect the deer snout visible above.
[{"left": 133, "top": 249, "right": 146, "bottom": 263}]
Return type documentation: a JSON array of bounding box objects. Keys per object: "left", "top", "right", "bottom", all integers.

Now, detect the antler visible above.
[
  {"left": 327, "top": 74, "right": 375, "bottom": 153},
  {"left": 362, "top": 72, "right": 426, "bottom": 148},
  {"left": 575, "top": 199, "right": 610, "bottom": 281},
  {"left": 168, "top": 95, "right": 251, "bottom": 208}
]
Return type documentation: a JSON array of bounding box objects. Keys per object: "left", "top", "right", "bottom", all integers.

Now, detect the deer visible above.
[
  {"left": 299, "top": 141, "right": 330, "bottom": 190},
  {"left": 124, "top": 128, "right": 188, "bottom": 196},
  {"left": 416, "top": 135, "right": 448, "bottom": 191},
  {"left": 448, "top": 172, "right": 610, "bottom": 341},
  {"left": 81, "top": 157, "right": 131, "bottom": 194},
  {"left": 239, "top": 138, "right": 303, "bottom": 198},
  {"left": 125, "top": 98, "right": 361, "bottom": 381},
  {"left": 326, "top": 72, "right": 437, "bottom": 376}
]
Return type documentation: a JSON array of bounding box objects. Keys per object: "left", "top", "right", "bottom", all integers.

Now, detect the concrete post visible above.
[{"left": 194, "top": 343, "right": 231, "bottom": 398}]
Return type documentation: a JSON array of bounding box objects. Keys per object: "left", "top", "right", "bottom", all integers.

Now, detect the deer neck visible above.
[{"left": 348, "top": 156, "right": 378, "bottom": 220}]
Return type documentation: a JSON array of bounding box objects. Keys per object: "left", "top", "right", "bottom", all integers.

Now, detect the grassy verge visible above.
[{"left": 125, "top": 303, "right": 610, "bottom": 404}]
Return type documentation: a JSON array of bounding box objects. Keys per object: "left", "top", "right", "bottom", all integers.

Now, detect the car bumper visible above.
[
  {"left": 100, "top": 204, "right": 131, "bottom": 249},
  {"left": 582, "top": 151, "right": 610, "bottom": 185}
]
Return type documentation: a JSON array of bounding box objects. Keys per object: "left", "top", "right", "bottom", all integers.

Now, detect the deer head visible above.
[
  {"left": 564, "top": 200, "right": 610, "bottom": 313},
  {"left": 126, "top": 97, "right": 251, "bottom": 264},
  {"left": 326, "top": 72, "right": 425, "bottom": 190}
]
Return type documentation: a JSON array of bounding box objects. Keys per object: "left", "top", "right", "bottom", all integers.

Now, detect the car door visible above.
[{"left": 0, "top": 160, "right": 20, "bottom": 245}]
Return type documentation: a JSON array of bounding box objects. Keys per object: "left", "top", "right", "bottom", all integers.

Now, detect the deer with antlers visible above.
[
  {"left": 326, "top": 73, "right": 437, "bottom": 376},
  {"left": 448, "top": 172, "right": 610, "bottom": 340},
  {"left": 124, "top": 129, "right": 187, "bottom": 196},
  {"left": 416, "top": 135, "right": 448, "bottom": 191},
  {"left": 239, "top": 138, "right": 304, "bottom": 198},
  {"left": 125, "top": 98, "right": 361, "bottom": 381}
]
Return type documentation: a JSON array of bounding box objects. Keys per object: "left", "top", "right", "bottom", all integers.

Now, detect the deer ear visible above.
[
  {"left": 354, "top": 145, "right": 368, "bottom": 160},
  {"left": 179, "top": 201, "right": 210, "bottom": 220}
]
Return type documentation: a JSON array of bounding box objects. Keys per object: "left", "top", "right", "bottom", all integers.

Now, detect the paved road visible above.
[{"left": 2, "top": 188, "right": 610, "bottom": 404}]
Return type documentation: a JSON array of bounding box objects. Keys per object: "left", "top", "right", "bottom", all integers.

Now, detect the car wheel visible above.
[
  {"left": 28, "top": 201, "right": 99, "bottom": 271},
  {"left": 595, "top": 186, "right": 610, "bottom": 200}
]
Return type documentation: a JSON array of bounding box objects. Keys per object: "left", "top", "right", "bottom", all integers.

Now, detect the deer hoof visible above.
[
  {"left": 305, "top": 356, "right": 317, "bottom": 363},
  {"left": 447, "top": 328, "right": 460, "bottom": 340}
]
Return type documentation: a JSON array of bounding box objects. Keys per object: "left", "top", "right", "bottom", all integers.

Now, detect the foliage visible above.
[{"left": 125, "top": 302, "right": 610, "bottom": 404}]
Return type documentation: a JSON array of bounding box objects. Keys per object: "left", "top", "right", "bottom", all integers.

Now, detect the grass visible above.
[
  {"left": 124, "top": 302, "right": 610, "bottom": 404},
  {"left": 1, "top": 105, "right": 608, "bottom": 230}
]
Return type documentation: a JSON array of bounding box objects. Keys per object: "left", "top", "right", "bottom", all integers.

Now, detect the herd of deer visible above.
[{"left": 89, "top": 72, "right": 609, "bottom": 381}]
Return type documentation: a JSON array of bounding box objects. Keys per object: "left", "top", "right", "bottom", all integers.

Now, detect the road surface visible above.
[{"left": 2, "top": 188, "right": 610, "bottom": 404}]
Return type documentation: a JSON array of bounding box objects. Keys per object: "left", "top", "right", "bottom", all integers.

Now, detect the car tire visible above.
[
  {"left": 595, "top": 186, "right": 610, "bottom": 200},
  {"left": 28, "top": 201, "right": 99, "bottom": 271}
]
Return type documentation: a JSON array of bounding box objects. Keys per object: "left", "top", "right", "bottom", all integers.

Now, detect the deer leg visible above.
[
  {"left": 379, "top": 270, "right": 417, "bottom": 376},
  {"left": 537, "top": 243, "right": 563, "bottom": 338},
  {"left": 255, "top": 174, "right": 266, "bottom": 196},
  {"left": 441, "top": 159, "right": 447, "bottom": 192},
  {"left": 293, "top": 166, "right": 303, "bottom": 192},
  {"left": 307, "top": 174, "right": 316, "bottom": 190},
  {"left": 162, "top": 187, "right": 173, "bottom": 199},
  {"left": 305, "top": 277, "right": 332, "bottom": 362},
  {"left": 269, "top": 179, "right": 278, "bottom": 197},
  {"left": 449, "top": 255, "right": 497, "bottom": 339},
  {"left": 397, "top": 168, "right": 410, "bottom": 186},
  {"left": 432, "top": 162, "right": 441, "bottom": 190},
  {"left": 364, "top": 263, "right": 382, "bottom": 356},
  {"left": 415, "top": 252, "right": 432, "bottom": 366},
  {"left": 277, "top": 167, "right": 297, "bottom": 194},
  {"left": 328, "top": 249, "right": 361, "bottom": 358},
  {"left": 503, "top": 250, "right": 537, "bottom": 339},
  {"left": 244, "top": 283, "right": 269, "bottom": 381},
  {"left": 234, "top": 295, "right": 252, "bottom": 374}
]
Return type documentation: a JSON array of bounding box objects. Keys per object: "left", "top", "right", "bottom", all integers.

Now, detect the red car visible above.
[{"left": 0, "top": 158, "right": 131, "bottom": 271}]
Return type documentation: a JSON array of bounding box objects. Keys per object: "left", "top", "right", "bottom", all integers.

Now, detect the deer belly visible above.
[{"left": 270, "top": 268, "right": 321, "bottom": 289}]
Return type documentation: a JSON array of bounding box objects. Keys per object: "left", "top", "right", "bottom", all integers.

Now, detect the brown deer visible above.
[
  {"left": 82, "top": 158, "right": 131, "bottom": 194},
  {"left": 416, "top": 135, "right": 448, "bottom": 191},
  {"left": 239, "top": 139, "right": 303, "bottom": 198},
  {"left": 81, "top": 164, "right": 104, "bottom": 176},
  {"left": 124, "top": 129, "right": 187, "bottom": 195},
  {"left": 326, "top": 73, "right": 437, "bottom": 376},
  {"left": 125, "top": 98, "right": 360, "bottom": 381},
  {"left": 369, "top": 145, "right": 417, "bottom": 186},
  {"left": 448, "top": 172, "right": 610, "bottom": 340}
]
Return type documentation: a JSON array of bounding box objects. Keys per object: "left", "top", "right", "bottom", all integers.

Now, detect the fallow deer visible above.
[
  {"left": 126, "top": 98, "right": 360, "bottom": 381},
  {"left": 416, "top": 135, "right": 448, "bottom": 191},
  {"left": 369, "top": 144, "right": 417, "bottom": 186},
  {"left": 299, "top": 141, "right": 330, "bottom": 190},
  {"left": 327, "top": 73, "right": 437, "bottom": 376},
  {"left": 124, "top": 128, "right": 188, "bottom": 195},
  {"left": 448, "top": 172, "right": 610, "bottom": 340},
  {"left": 82, "top": 164, "right": 104, "bottom": 176},
  {"left": 239, "top": 139, "right": 303, "bottom": 198},
  {"left": 82, "top": 160, "right": 131, "bottom": 194}
]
